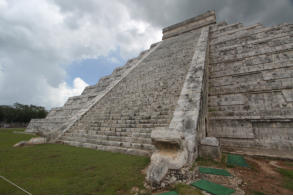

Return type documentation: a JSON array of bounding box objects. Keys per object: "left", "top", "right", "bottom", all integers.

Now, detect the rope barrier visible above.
[{"left": 0, "top": 175, "right": 31, "bottom": 195}]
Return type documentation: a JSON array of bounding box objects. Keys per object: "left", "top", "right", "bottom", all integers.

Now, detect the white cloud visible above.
[
  {"left": 47, "top": 77, "right": 88, "bottom": 107},
  {"left": 109, "top": 57, "right": 120, "bottom": 64},
  {"left": 0, "top": 0, "right": 161, "bottom": 109},
  {"left": 0, "top": 0, "right": 7, "bottom": 8}
]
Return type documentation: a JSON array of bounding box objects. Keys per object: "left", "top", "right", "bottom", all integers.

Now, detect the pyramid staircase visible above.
[
  {"left": 58, "top": 29, "right": 202, "bottom": 156},
  {"left": 26, "top": 11, "right": 293, "bottom": 161}
]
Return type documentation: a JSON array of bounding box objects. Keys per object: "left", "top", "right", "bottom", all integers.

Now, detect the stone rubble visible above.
[{"left": 13, "top": 137, "right": 46, "bottom": 147}]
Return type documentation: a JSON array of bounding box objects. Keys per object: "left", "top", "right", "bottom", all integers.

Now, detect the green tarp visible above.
[
  {"left": 227, "top": 154, "right": 249, "bottom": 167},
  {"left": 191, "top": 179, "right": 235, "bottom": 195},
  {"left": 158, "top": 191, "right": 178, "bottom": 195},
  {"left": 199, "top": 167, "right": 231, "bottom": 176}
]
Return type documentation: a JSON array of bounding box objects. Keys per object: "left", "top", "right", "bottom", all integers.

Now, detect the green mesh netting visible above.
[
  {"left": 227, "top": 154, "right": 249, "bottom": 167},
  {"left": 199, "top": 167, "right": 231, "bottom": 176}
]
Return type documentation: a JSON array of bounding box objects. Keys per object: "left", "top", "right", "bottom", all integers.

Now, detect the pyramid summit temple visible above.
[{"left": 26, "top": 10, "right": 293, "bottom": 186}]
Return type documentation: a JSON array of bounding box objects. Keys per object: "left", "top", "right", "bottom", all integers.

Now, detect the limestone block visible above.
[
  {"left": 151, "top": 128, "right": 183, "bottom": 144},
  {"left": 209, "top": 94, "right": 247, "bottom": 106},
  {"left": 208, "top": 120, "right": 255, "bottom": 139},
  {"left": 28, "top": 137, "right": 47, "bottom": 144},
  {"left": 199, "top": 137, "right": 221, "bottom": 160},
  {"left": 199, "top": 145, "right": 221, "bottom": 160},
  {"left": 282, "top": 89, "right": 293, "bottom": 102},
  {"left": 13, "top": 137, "right": 46, "bottom": 147},
  {"left": 13, "top": 141, "right": 27, "bottom": 147},
  {"left": 200, "top": 137, "right": 219, "bottom": 146}
]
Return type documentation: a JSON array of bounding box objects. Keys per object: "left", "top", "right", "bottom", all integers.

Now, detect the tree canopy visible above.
[{"left": 0, "top": 103, "right": 48, "bottom": 123}]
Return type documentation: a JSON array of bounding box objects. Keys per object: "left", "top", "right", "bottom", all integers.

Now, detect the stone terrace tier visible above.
[{"left": 208, "top": 21, "right": 293, "bottom": 159}]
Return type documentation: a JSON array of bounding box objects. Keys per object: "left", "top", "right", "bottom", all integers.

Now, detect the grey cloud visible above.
[{"left": 124, "top": 0, "right": 293, "bottom": 28}]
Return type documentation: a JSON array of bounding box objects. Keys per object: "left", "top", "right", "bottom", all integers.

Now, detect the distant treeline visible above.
[{"left": 0, "top": 103, "right": 48, "bottom": 123}]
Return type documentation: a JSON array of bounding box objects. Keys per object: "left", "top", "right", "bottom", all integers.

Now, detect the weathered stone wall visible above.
[
  {"left": 59, "top": 29, "right": 201, "bottom": 156},
  {"left": 208, "top": 22, "right": 293, "bottom": 159}
]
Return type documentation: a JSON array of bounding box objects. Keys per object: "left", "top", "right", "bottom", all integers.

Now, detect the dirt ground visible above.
[
  {"left": 201, "top": 155, "right": 293, "bottom": 194},
  {"left": 151, "top": 155, "right": 293, "bottom": 195},
  {"left": 230, "top": 156, "right": 293, "bottom": 195}
]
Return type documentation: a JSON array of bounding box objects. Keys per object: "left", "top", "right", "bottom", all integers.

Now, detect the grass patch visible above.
[
  {"left": 278, "top": 168, "right": 293, "bottom": 191},
  {"left": 175, "top": 183, "right": 202, "bottom": 195},
  {"left": 283, "top": 161, "right": 293, "bottom": 167},
  {"left": 0, "top": 128, "right": 150, "bottom": 194}
]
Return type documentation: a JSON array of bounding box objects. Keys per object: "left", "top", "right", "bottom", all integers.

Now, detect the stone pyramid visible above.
[{"left": 26, "top": 10, "right": 293, "bottom": 185}]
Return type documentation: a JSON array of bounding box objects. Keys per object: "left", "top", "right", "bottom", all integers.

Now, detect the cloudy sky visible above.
[{"left": 0, "top": 0, "right": 292, "bottom": 109}]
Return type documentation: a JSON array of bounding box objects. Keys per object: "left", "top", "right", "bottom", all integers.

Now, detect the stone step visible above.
[
  {"left": 209, "top": 63, "right": 293, "bottom": 87},
  {"left": 89, "top": 123, "right": 165, "bottom": 129},
  {"left": 88, "top": 115, "right": 171, "bottom": 121},
  {"left": 210, "top": 23, "right": 243, "bottom": 34},
  {"left": 210, "top": 58, "right": 293, "bottom": 78},
  {"left": 88, "top": 127, "right": 153, "bottom": 133},
  {"left": 211, "top": 24, "right": 291, "bottom": 46},
  {"left": 210, "top": 42, "right": 293, "bottom": 64},
  {"left": 70, "top": 130, "right": 152, "bottom": 138},
  {"left": 211, "top": 32, "right": 293, "bottom": 56},
  {"left": 208, "top": 77, "right": 293, "bottom": 96},
  {"left": 208, "top": 109, "right": 293, "bottom": 119},
  {"left": 46, "top": 116, "right": 69, "bottom": 120},
  {"left": 31, "top": 119, "right": 66, "bottom": 124},
  {"left": 88, "top": 118, "right": 169, "bottom": 123},
  {"left": 64, "top": 132, "right": 152, "bottom": 142},
  {"left": 211, "top": 23, "right": 264, "bottom": 42},
  {"left": 208, "top": 101, "right": 293, "bottom": 113},
  {"left": 210, "top": 49, "right": 293, "bottom": 73},
  {"left": 60, "top": 135, "right": 154, "bottom": 150},
  {"left": 210, "top": 21, "right": 228, "bottom": 31},
  {"left": 64, "top": 130, "right": 152, "bottom": 139},
  {"left": 89, "top": 121, "right": 170, "bottom": 127},
  {"left": 61, "top": 140, "right": 151, "bottom": 156}
]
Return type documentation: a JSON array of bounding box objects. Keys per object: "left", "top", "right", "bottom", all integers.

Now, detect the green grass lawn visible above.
[
  {"left": 278, "top": 168, "right": 293, "bottom": 191},
  {"left": 0, "top": 128, "right": 150, "bottom": 194}
]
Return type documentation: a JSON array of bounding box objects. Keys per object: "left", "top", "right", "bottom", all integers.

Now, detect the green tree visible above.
[{"left": 0, "top": 103, "right": 48, "bottom": 123}]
